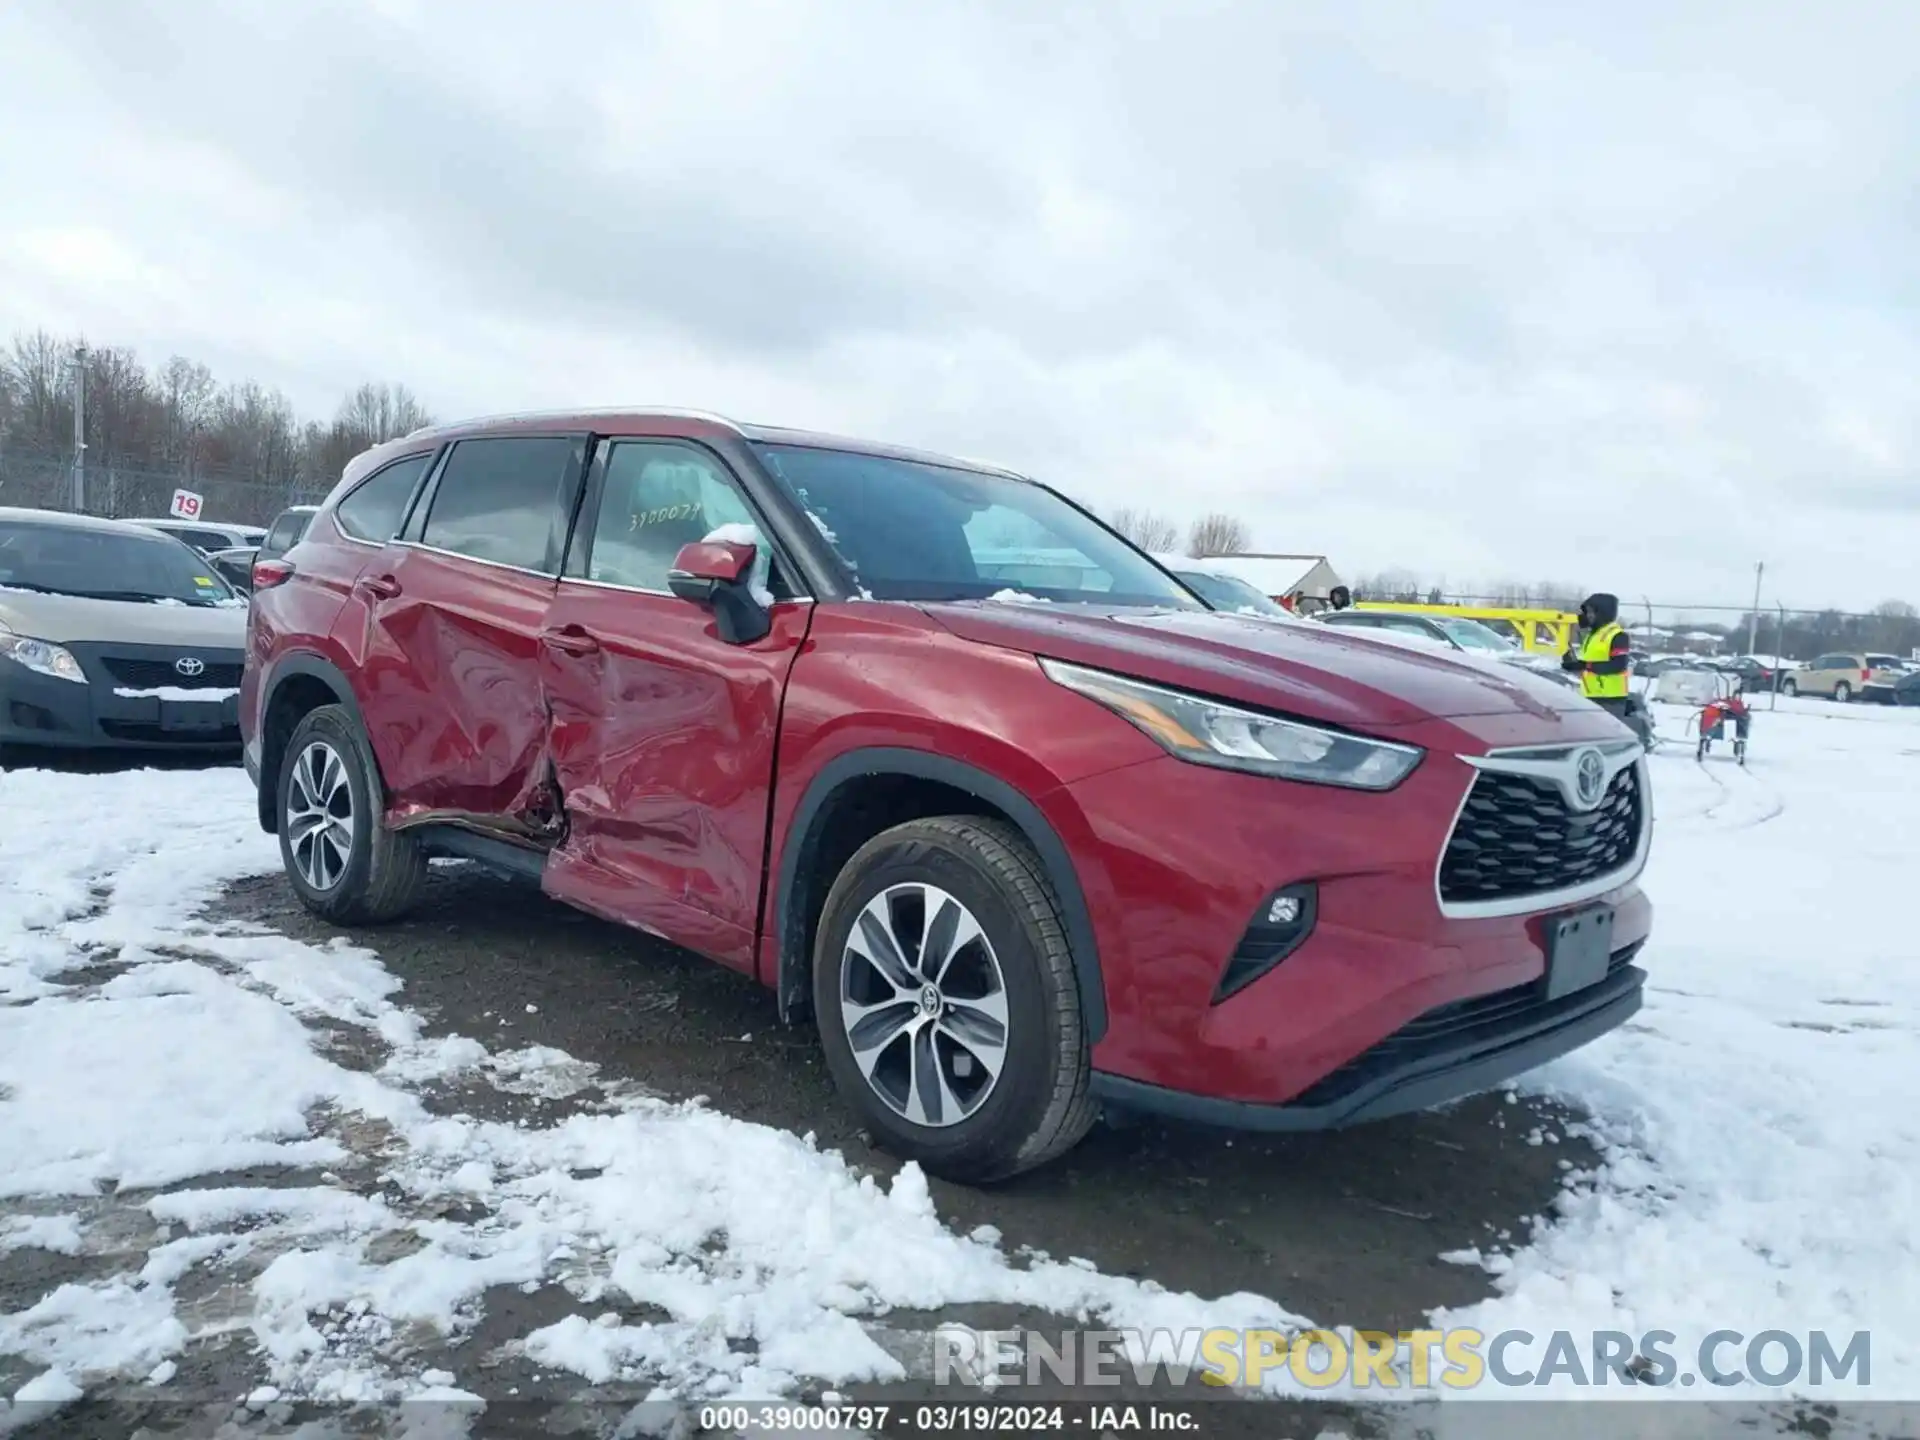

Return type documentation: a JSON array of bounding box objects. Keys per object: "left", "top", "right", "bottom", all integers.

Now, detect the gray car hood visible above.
[{"left": 0, "top": 588, "right": 247, "bottom": 648}]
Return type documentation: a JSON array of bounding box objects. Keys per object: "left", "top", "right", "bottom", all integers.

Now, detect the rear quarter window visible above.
[{"left": 335, "top": 454, "right": 433, "bottom": 544}]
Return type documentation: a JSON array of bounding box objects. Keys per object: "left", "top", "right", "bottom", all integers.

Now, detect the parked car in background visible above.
[
  {"left": 1865, "top": 653, "right": 1915, "bottom": 676},
  {"left": 0, "top": 507, "right": 247, "bottom": 755},
  {"left": 1630, "top": 654, "right": 1686, "bottom": 680},
  {"left": 206, "top": 545, "right": 259, "bottom": 594},
  {"left": 1861, "top": 669, "right": 1920, "bottom": 706},
  {"left": 1151, "top": 554, "right": 1299, "bottom": 620},
  {"left": 1709, "top": 656, "right": 1782, "bottom": 694},
  {"left": 127, "top": 518, "right": 267, "bottom": 556},
  {"left": 254, "top": 506, "right": 318, "bottom": 574},
  {"left": 242, "top": 409, "right": 1652, "bottom": 1182},
  {"left": 1317, "top": 606, "right": 1577, "bottom": 688},
  {"left": 1782, "top": 653, "right": 1891, "bottom": 701}
]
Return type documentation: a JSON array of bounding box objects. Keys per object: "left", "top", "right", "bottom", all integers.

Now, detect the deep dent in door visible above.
[
  {"left": 337, "top": 563, "right": 559, "bottom": 830},
  {"left": 538, "top": 600, "right": 814, "bottom": 975}
]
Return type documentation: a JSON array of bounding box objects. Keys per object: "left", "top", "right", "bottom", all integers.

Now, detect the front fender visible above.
[{"left": 773, "top": 746, "right": 1110, "bottom": 1043}]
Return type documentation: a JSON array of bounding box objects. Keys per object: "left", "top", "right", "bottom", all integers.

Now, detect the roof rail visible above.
[{"left": 407, "top": 406, "right": 745, "bottom": 439}]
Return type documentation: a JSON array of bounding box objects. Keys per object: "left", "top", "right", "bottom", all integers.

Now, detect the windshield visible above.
[
  {"left": 751, "top": 444, "right": 1203, "bottom": 608},
  {"left": 0, "top": 522, "right": 241, "bottom": 606},
  {"left": 1176, "top": 569, "right": 1290, "bottom": 617},
  {"left": 1434, "top": 617, "right": 1518, "bottom": 653}
]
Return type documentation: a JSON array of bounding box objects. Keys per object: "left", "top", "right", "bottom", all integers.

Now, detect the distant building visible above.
[{"left": 1193, "top": 553, "right": 1344, "bottom": 612}]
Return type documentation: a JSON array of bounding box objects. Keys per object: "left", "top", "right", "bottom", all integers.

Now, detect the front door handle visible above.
[
  {"left": 356, "top": 573, "right": 402, "bottom": 600},
  {"left": 541, "top": 625, "right": 600, "bottom": 656}
]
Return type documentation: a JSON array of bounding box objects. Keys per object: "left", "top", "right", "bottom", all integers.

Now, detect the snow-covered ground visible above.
[
  {"left": 1438, "top": 693, "right": 1920, "bottom": 1393},
  {"left": 2, "top": 694, "right": 1917, "bottom": 1419}
]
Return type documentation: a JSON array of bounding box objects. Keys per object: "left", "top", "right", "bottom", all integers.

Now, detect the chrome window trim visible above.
[
  {"left": 1434, "top": 739, "right": 1651, "bottom": 921},
  {"left": 393, "top": 539, "right": 558, "bottom": 580}
]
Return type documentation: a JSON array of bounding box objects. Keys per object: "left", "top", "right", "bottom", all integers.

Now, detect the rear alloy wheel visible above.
[
  {"left": 813, "top": 817, "right": 1096, "bottom": 1183},
  {"left": 1782, "top": 678, "right": 1798, "bottom": 697},
  {"left": 286, "top": 738, "right": 358, "bottom": 892},
  {"left": 277, "top": 704, "right": 425, "bottom": 925},
  {"left": 1835, "top": 681, "right": 1853, "bottom": 702}
]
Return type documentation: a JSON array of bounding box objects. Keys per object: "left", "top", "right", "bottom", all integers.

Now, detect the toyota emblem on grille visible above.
[
  {"left": 174, "top": 657, "right": 206, "bottom": 678},
  {"left": 1572, "top": 747, "right": 1607, "bottom": 810}
]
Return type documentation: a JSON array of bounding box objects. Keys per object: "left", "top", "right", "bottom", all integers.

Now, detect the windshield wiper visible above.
[
  {"left": 0, "top": 581, "right": 66, "bottom": 595},
  {"left": 75, "top": 590, "right": 209, "bottom": 605}
]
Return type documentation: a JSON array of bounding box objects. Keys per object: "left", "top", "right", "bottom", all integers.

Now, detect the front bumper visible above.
[
  {"left": 0, "top": 646, "right": 243, "bottom": 751},
  {"left": 1094, "top": 951, "right": 1645, "bottom": 1130},
  {"left": 1061, "top": 738, "right": 1652, "bottom": 1116}
]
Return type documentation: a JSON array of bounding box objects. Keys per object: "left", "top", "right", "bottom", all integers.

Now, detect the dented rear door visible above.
[{"left": 331, "top": 433, "right": 587, "bottom": 826}]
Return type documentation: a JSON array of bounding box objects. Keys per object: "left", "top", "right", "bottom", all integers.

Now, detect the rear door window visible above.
[{"left": 419, "top": 437, "right": 579, "bottom": 573}]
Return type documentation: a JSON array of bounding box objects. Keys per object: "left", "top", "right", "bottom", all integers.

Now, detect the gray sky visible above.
[{"left": 2, "top": 0, "right": 1912, "bottom": 610}]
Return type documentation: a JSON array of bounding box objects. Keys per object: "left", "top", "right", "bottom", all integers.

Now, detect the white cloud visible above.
[{"left": 0, "top": 0, "right": 1912, "bottom": 607}]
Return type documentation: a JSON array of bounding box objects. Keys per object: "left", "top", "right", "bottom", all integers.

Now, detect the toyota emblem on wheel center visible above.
[{"left": 174, "top": 656, "right": 206, "bottom": 677}]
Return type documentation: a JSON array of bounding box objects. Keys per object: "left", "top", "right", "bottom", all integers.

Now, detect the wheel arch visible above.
[
  {"left": 774, "top": 747, "right": 1108, "bottom": 1043},
  {"left": 256, "top": 653, "right": 377, "bottom": 833}
]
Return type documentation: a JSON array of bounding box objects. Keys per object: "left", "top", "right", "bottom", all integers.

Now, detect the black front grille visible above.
[
  {"left": 1291, "top": 942, "right": 1644, "bottom": 1107},
  {"left": 99, "top": 656, "right": 244, "bottom": 691},
  {"left": 1439, "top": 765, "right": 1642, "bottom": 904}
]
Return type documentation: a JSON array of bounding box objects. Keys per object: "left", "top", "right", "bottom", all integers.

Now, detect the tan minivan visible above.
[{"left": 1782, "top": 653, "right": 1891, "bottom": 701}]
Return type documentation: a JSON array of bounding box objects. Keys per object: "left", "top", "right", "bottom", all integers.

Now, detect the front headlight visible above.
[
  {"left": 1041, "top": 658, "right": 1422, "bottom": 790},
  {"left": 0, "top": 625, "right": 88, "bottom": 684}
]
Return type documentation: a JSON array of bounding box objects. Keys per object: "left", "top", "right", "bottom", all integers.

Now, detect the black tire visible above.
[
  {"left": 276, "top": 704, "right": 425, "bottom": 925},
  {"left": 1781, "top": 678, "right": 1798, "bottom": 697},
  {"left": 812, "top": 816, "right": 1097, "bottom": 1183},
  {"left": 1834, "top": 681, "right": 1853, "bottom": 702}
]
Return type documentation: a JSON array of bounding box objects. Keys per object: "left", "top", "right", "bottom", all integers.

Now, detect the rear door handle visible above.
[
  {"left": 541, "top": 625, "right": 600, "bottom": 656},
  {"left": 356, "top": 573, "right": 402, "bottom": 600}
]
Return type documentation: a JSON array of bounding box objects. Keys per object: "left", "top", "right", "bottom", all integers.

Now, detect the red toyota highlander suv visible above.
[{"left": 240, "top": 410, "right": 1652, "bottom": 1181}]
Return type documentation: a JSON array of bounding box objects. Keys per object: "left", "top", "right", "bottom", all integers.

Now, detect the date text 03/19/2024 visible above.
[{"left": 695, "top": 1404, "right": 1199, "bottom": 1432}]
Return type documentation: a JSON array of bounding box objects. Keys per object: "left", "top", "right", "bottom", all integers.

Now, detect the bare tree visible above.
[
  {"left": 1186, "top": 512, "right": 1251, "bottom": 557},
  {"left": 157, "top": 357, "right": 216, "bottom": 474},
  {"left": 1869, "top": 599, "right": 1919, "bottom": 654},
  {"left": 3, "top": 331, "right": 76, "bottom": 449},
  {"left": 1108, "top": 507, "right": 1180, "bottom": 552},
  {"left": 336, "top": 382, "right": 433, "bottom": 446},
  {"left": 81, "top": 346, "right": 153, "bottom": 470}
]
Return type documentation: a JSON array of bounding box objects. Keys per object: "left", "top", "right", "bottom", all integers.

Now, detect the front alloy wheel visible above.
[
  {"left": 285, "top": 740, "right": 355, "bottom": 891},
  {"left": 839, "top": 883, "right": 1010, "bottom": 1128},
  {"left": 812, "top": 816, "right": 1097, "bottom": 1182}
]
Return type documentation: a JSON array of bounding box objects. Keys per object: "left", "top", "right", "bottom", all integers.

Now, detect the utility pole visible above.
[
  {"left": 1746, "top": 561, "right": 1763, "bottom": 658},
  {"left": 1771, "top": 602, "right": 1786, "bottom": 711},
  {"left": 69, "top": 344, "right": 88, "bottom": 513}
]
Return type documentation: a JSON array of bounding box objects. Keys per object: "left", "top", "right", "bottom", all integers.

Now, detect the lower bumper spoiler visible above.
[{"left": 1093, "top": 964, "right": 1644, "bottom": 1132}]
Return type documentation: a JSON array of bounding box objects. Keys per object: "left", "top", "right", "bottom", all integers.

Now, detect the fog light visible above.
[{"left": 1214, "top": 882, "right": 1319, "bottom": 1002}]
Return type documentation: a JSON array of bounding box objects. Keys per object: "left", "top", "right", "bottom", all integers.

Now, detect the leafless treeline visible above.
[{"left": 0, "top": 329, "right": 431, "bottom": 526}]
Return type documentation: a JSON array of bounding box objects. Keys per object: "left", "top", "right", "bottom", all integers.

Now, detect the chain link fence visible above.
[{"left": 0, "top": 446, "right": 327, "bottom": 529}]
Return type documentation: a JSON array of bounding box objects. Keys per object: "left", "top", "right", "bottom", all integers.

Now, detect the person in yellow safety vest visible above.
[{"left": 1562, "top": 591, "right": 1638, "bottom": 724}]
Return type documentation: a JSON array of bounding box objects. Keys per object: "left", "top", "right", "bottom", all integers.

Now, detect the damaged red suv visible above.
[{"left": 241, "top": 411, "right": 1652, "bottom": 1180}]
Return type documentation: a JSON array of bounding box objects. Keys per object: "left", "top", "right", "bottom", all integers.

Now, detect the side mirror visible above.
[{"left": 666, "top": 540, "right": 771, "bottom": 645}]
